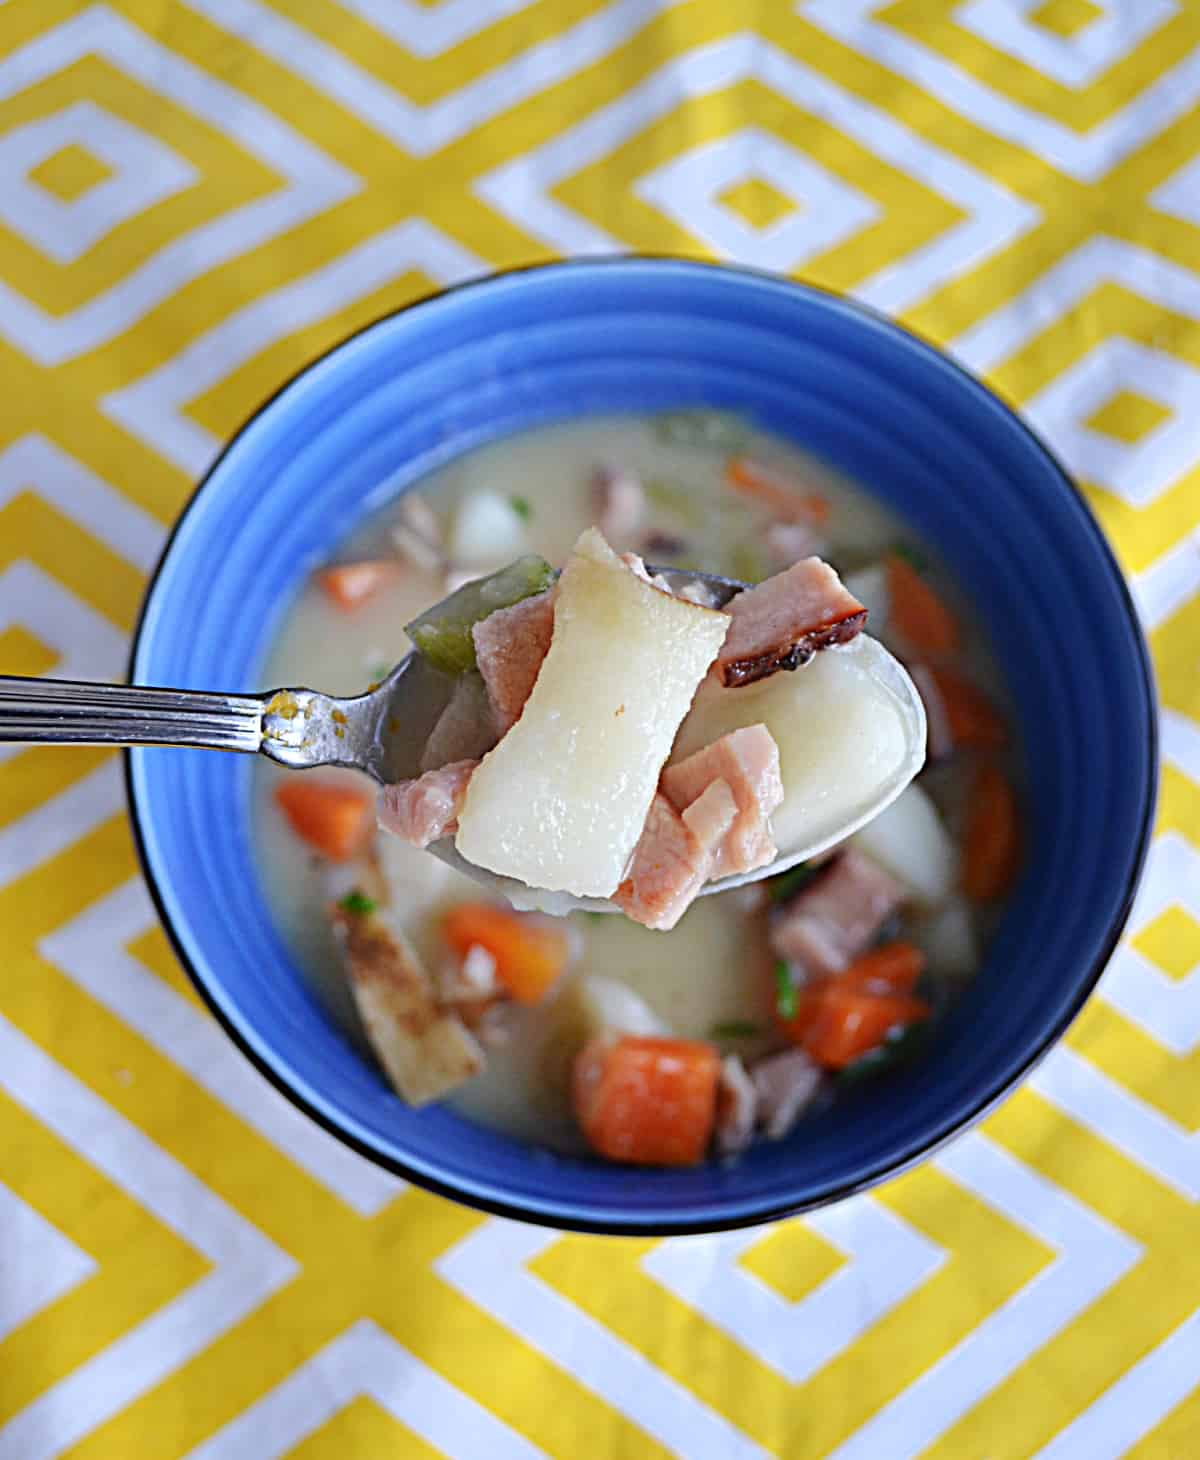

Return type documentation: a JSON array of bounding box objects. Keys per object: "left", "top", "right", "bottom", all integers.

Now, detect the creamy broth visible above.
[{"left": 254, "top": 415, "right": 1016, "bottom": 1157}]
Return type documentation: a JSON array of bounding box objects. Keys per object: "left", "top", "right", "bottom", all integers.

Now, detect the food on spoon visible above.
[
  {"left": 672, "top": 634, "right": 922, "bottom": 868},
  {"left": 332, "top": 900, "right": 484, "bottom": 1105},
  {"left": 471, "top": 588, "right": 556, "bottom": 734},
  {"left": 377, "top": 760, "right": 476, "bottom": 848},
  {"left": 613, "top": 785, "right": 737, "bottom": 932},
  {"left": 660, "top": 725, "right": 783, "bottom": 877},
  {"left": 716, "top": 556, "right": 867, "bottom": 688},
  {"left": 572, "top": 1035, "right": 720, "bottom": 1166},
  {"left": 454, "top": 528, "right": 730, "bottom": 898},
  {"left": 275, "top": 779, "right": 373, "bottom": 862},
  {"left": 406, "top": 555, "right": 555, "bottom": 675},
  {"left": 420, "top": 672, "right": 498, "bottom": 772},
  {"left": 769, "top": 849, "right": 905, "bottom": 975}
]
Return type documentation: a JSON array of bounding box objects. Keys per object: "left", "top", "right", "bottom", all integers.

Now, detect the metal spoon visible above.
[{"left": 0, "top": 565, "right": 924, "bottom": 908}]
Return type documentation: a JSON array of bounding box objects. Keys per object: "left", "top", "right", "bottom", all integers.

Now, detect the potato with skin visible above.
[{"left": 454, "top": 528, "right": 730, "bottom": 898}]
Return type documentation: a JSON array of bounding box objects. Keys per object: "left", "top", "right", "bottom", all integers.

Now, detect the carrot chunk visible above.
[
  {"left": 840, "top": 941, "right": 926, "bottom": 997},
  {"left": 964, "top": 763, "right": 1020, "bottom": 901},
  {"left": 317, "top": 561, "right": 400, "bottom": 611},
  {"left": 885, "top": 553, "right": 959, "bottom": 655},
  {"left": 442, "top": 902, "right": 569, "bottom": 1004},
  {"left": 275, "top": 779, "right": 372, "bottom": 862},
  {"left": 573, "top": 1035, "right": 720, "bottom": 1166},
  {"left": 788, "top": 984, "right": 929, "bottom": 1070},
  {"left": 926, "top": 664, "right": 1006, "bottom": 749},
  {"left": 725, "top": 456, "right": 830, "bottom": 525}
]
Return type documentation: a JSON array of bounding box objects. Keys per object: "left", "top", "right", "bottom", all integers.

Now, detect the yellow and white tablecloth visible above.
[{"left": 1, "top": 2, "right": 1198, "bottom": 1455}]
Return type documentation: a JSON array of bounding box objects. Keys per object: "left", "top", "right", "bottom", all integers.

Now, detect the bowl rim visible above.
[{"left": 125, "top": 255, "right": 1158, "bottom": 1235}]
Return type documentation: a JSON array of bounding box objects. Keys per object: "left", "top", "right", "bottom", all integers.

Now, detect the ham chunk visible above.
[
  {"left": 751, "top": 1049, "right": 822, "bottom": 1140},
  {"left": 420, "top": 672, "right": 498, "bottom": 772},
  {"left": 472, "top": 589, "right": 555, "bottom": 733},
  {"left": 716, "top": 1054, "right": 758, "bottom": 1155},
  {"left": 378, "top": 760, "right": 476, "bottom": 847},
  {"left": 613, "top": 794, "right": 713, "bottom": 931},
  {"left": 718, "top": 557, "right": 866, "bottom": 688},
  {"left": 661, "top": 725, "right": 783, "bottom": 877},
  {"left": 591, "top": 465, "right": 644, "bottom": 543},
  {"left": 769, "top": 849, "right": 905, "bottom": 975}
]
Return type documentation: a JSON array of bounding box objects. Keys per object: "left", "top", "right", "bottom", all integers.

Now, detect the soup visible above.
[{"left": 254, "top": 414, "right": 1020, "bottom": 1163}]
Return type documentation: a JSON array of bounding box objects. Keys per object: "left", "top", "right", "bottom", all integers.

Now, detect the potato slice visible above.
[
  {"left": 332, "top": 906, "right": 484, "bottom": 1106},
  {"left": 851, "top": 781, "right": 958, "bottom": 907},
  {"left": 671, "top": 634, "right": 924, "bottom": 873},
  {"left": 454, "top": 528, "right": 730, "bottom": 897}
]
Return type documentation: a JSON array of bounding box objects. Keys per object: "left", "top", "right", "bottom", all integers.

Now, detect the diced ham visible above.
[
  {"left": 420, "top": 673, "right": 498, "bottom": 772},
  {"left": 680, "top": 778, "right": 738, "bottom": 852},
  {"left": 471, "top": 589, "right": 555, "bottom": 733},
  {"left": 377, "top": 760, "right": 476, "bottom": 847},
  {"left": 331, "top": 905, "right": 484, "bottom": 1106},
  {"left": 613, "top": 793, "right": 712, "bottom": 932},
  {"left": 661, "top": 725, "right": 783, "bottom": 877},
  {"left": 717, "top": 557, "right": 867, "bottom": 688},
  {"left": 716, "top": 1054, "right": 758, "bottom": 1155},
  {"left": 591, "top": 465, "right": 644, "bottom": 542},
  {"left": 769, "top": 849, "right": 905, "bottom": 976},
  {"left": 751, "top": 1049, "right": 822, "bottom": 1139}
]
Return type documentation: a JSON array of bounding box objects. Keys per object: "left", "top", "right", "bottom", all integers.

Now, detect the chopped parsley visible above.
[
  {"left": 768, "top": 861, "right": 819, "bottom": 903},
  {"left": 890, "top": 542, "right": 929, "bottom": 573},
  {"left": 509, "top": 495, "right": 532, "bottom": 521},
  {"left": 711, "top": 1020, "right": 762, "bottom": 1040},
  {"left": 773, "top": 959, "right": 798, "bottom": 1022},
  {"left": 338, "top": 890, "right": 377, "bottom": 917}
]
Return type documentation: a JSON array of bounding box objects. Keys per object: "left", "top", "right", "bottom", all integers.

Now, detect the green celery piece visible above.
[
  {"left": 773, "top": 960, "right": 798, "bottom": 1021},
  {"left": 653, "top": 409, "right": 750, "bottom": 451},
  {"left": 711, "top": 1020, "right": 762, "bottom": 1040},
  {"left": 889, "top": 542, "right": 929, "bottom": 574},
  {"left": 338, "top": 890, "right": 377, "bottom": 917},
  {"left": 406, "top": 555, "right": 555, "bottom": 675}
]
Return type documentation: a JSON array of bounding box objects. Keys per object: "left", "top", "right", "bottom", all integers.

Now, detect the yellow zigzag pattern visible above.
[{"left": 0, "top": 1, "right": 1197, "bottom": 1455}]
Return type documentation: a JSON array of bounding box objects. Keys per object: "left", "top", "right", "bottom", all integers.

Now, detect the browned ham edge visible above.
[
  {"left": 377, "top": 760, "right": 477, "bottom": 847},
  {"left": 717, "top": 557, "right": 867, "bottom": 689}
]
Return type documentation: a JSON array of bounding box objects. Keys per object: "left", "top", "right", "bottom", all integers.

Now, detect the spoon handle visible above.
[{"left": 0, "top": 675, "right": 266, "bottom": 753}]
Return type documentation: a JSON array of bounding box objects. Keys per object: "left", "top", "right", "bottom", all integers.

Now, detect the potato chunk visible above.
[{"left": 454, "top": 528, "right": 729, "bottom": 897}]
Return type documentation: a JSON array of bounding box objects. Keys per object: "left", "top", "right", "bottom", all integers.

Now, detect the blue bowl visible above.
[{"left": 128, "top": 260, "right": 1155, "bottom": 1233}]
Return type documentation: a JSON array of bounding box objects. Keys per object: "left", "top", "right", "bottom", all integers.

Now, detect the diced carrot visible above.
[
  {"left": 317, "top": 560, "right": 400, "bottom": 611},
  {"left": 787, "top": 983, "right": 930, "bottom": 1070},
  {"left": 573, "top": 1035, "right": 720, "bottom": 1166},
  {"left": 885, "top": 553, "right": 959, "bottom": 655},
  {"left": 926, "top": 664, "right": 1006, "bottom": 749},
  {"left": 725, "top": 456, "right": 830, "bottom": 525},
  {"left": 442, "top": 902, "right": 569, "bottom": 1004},
  {"left": 841, "top": 941, "right": 926, "bottom": 997},
  {"left": 964, "top": 763, "right": 1020, "bottom": 901},
  {"left": 275, "top": 779, "right": 372, "bottom": 862}
]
